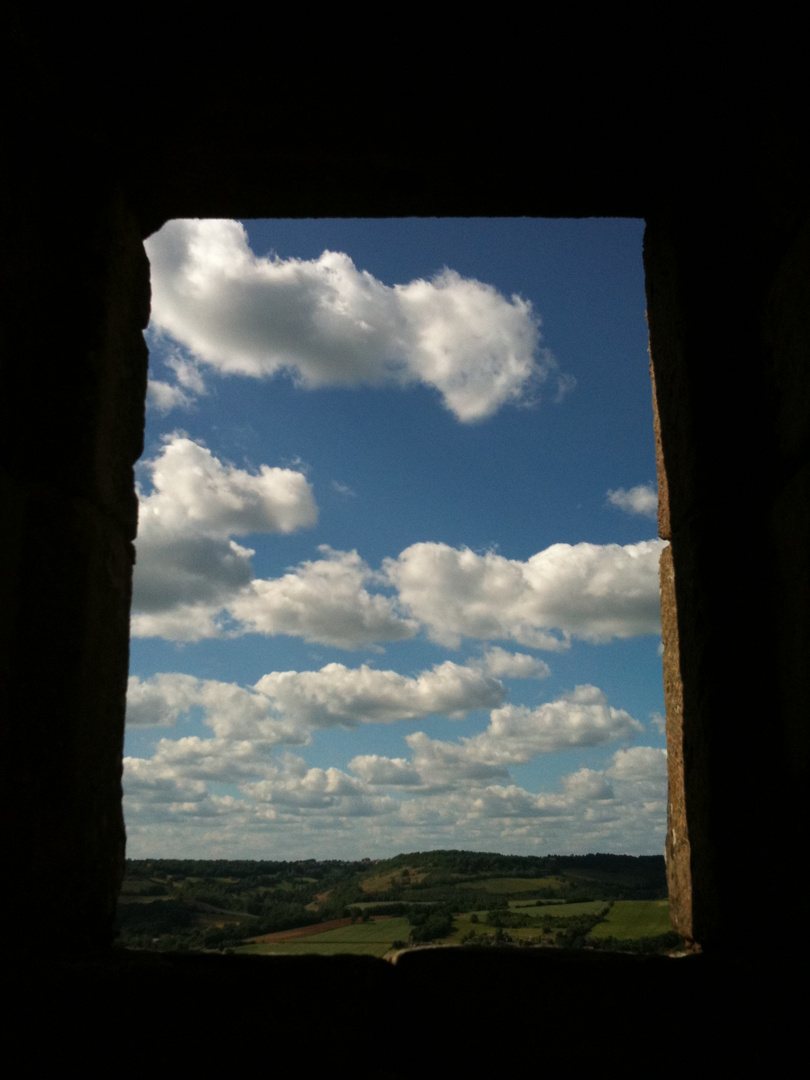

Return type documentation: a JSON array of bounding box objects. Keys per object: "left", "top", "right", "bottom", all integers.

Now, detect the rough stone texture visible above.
[
  {"left": 659, "top": 543, "right": 691, "bottom": 940},
  {"left": 650, "top": 360, "right": 671, "bottom": 544},
  {"left": 652, "top": 359, "right": 692, "bottom": 937}
]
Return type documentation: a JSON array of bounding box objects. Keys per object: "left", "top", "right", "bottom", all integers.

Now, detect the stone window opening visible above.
[{"left": 125, "top": 219, "right": 673, "bottom": 920}]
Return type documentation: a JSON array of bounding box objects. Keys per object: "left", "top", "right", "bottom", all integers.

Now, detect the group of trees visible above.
[
  {"left": 408, "top": 905, "right": 455, "bottom": 942},
  {"left": 117, "top": 859, "right": 369, "bottom": 950},
  {"left": 474, "top": 906, "right": 609, "bottom": 946}
]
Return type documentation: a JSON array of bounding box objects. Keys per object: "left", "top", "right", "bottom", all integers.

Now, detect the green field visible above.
[
  {"left": 588, "top": 901, "right": 671, "bottom": 941},
  {"left": 449, "top": 914, "right": 488, "bottom": 943},
  {"left": 237, "top": 917, "right": 412, "bottom": 958},
  {"left": 449, "top": 914, "right": 544, "bottom": 944},
  {"left": 449, "top": 902, "right": 609, "bottom": 945},
  {"left": 237, "top": 901, "right": 672, "bottom": 955}
]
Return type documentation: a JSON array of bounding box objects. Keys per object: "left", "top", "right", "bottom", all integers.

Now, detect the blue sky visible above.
[{"left": 124, "top": 216, "right": 667, "bottom": 860}]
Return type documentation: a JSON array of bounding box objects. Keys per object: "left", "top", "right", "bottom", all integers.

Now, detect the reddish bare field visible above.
[{"left": 250, "top": 914, "right": 391, "bottom": 943}]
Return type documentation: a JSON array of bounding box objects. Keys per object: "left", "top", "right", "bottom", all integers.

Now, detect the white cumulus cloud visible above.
[
  {"left": 138, "top": 434, "right": 317, "bottom": 538},
  {"left": 131, "top": 435, "right": 317, "bottom": 640},
  {"left": 475, "top": 646, "right": 552, "bottom": 679},
  {"left": 145, "top": 218, "right": 562, "bottom": 422},
  {"left": 254, "top": 660, "right": 504, "bottom": 727},
  {"left": 386, "top": 539, "right": 665, "bottom": 648},
  {"left": 348, "top": 755, "right": 423, "bottom": 787},
  {"left": 126, "top": 673, "right": 307, "bottom": 745},
  {"left": 229, "top": 546, "right": 417, "bottom": 648},
  {"left": 128, "top": 658, "right": 501, "bottom": 744},
  {"left": 454, "top": 685, "right": 644, "bottom": 767},
  {"left": 608, "top": 745, "right": 668, "bottom": 782},
  {"left": 353, "top": 685, "right": 643, "bottom": 795}
]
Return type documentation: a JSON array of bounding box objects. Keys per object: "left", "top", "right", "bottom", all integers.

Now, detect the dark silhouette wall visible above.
[{"left": 1, "top": 17, "right": 807, "bottom": 1019}]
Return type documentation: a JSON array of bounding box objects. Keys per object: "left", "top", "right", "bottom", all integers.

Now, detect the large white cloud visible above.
[
  {"left": 472, "top": 685, "right": 644, "bottom": 764},
  {"left": 133, "top": 532, "right": 664, "bottom": 649},
  {"left": 126, "top": 673, "right": 307, "bottom": 745},
  {"left": 145, "top": 219, "right": 561, "bottom": 422},
  {"left": 254, "top": 660, "right": 504, "bottom": 727},
  {"left": 134, "top": 518, "right": 663, "bottom": 650},
  {"left": 402, "top": 731, "right": 513, "bottom": 790},
  {"left": 229, "top": 546, "right": 417, "bottom": 648},
  {"left": 469, "top": 785, "right": 570, "bottom": 820},
  {"left": 126, "top": 735, "right": 280, "bottom": 784},
  {"left": 242, "top": 759, "right": 395, "bottom": 818},
  {"left": 127, "top": 672, "right": 202, "bottom": 727},
  {"left": 386, "top": 539, "right": 665, "bottom": 647},
  {"left": 124, "top": 748, "right": 393, "bottom": 822},
  {"left": 130, "top": 435, "right": 317, "bottom": 639},
  {"left": 562, "top": 767, "right": 615, "bottom": 801},
  {"left": 347, "top": 684, "right": 642, "bottom": 796},
  {"left": 128, "top": 659, "right": 504, "bottom": 742},
  {"left": 399, "top": 685, "right": 643, "bottom": 788},
  {"left": 132, "top": 542, "right": 417, "bottom": 647},
  {"left": 138, "top": 434, "right": 317, "bottom": 539}
]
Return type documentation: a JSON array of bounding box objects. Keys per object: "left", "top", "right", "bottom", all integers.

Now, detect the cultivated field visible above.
[
  {"left": 237, "top": 916, "right": 412, "bottom": 958},
  {"left": 588, "top": 900, "right": 672, "bottom": 940},
  {"left": 119, "top": 853, "right": 670, "bottom": 954}
]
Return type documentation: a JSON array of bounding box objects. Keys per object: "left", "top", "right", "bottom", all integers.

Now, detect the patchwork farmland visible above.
[{"left": 117, "top": 850, "right": 679, "bottom": 957}]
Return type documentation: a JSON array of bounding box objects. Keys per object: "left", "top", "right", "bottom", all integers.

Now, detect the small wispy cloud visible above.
[
  {"left": 147, "top": 379, "right": 196, "bottom": 413},
  {"left": 146, "top": 354, "right": 208, "bottom": 414},
  {"left": 650, "top": 711, "right": 666, "bottom": 735},
  {"left": 606, "top": 483, "right": 658, "bottom": 518}
]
